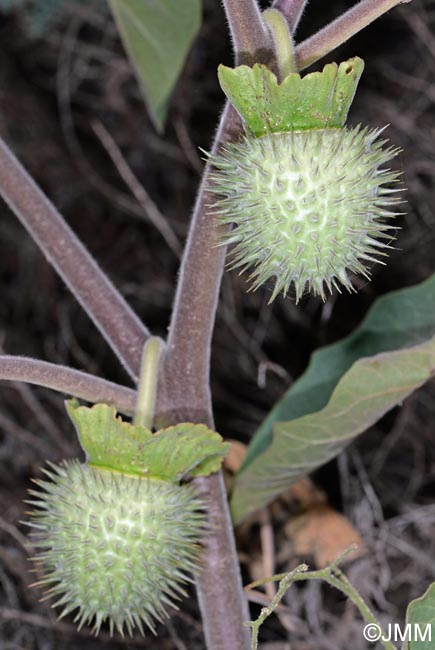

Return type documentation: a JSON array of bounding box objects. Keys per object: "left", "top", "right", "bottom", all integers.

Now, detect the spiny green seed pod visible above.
[
  {"left": 210, "top": 126, "right": 402, "bottom": 302},
  {"left": 24, "top": 401, "right": 228, "bottom": 637},
  {"left": 27, "top": 461, "right": 205, "bottom": 637},
  {"left": 213, "top": 58, "right": 405, "bottom": 302}
]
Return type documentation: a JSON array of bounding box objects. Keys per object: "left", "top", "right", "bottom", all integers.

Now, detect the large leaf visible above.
[
  {"left": 231, "top": 336, "right": 435, "bottom": 523},
  {"left": 406, "top": 582, "right": 435, "bottom": 649},
  {"left": 109, "top": 0, "right": 201, "bottom": 131},
  {"left": 243, "top": 274, "right": 435, "bottom": 469},
  {"left": 231, "top": 274, "right": 435, "bottom": 523}
]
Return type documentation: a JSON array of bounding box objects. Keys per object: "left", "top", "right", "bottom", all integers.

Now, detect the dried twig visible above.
[{"left": 93, "top": 121, "right": 182, "bottom": 258}]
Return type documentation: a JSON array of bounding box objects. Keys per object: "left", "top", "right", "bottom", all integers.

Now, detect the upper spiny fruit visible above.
[
  {"left": 27, "top": 461, "right": 205, "bottom": 637},
  {"left": 210, "top": 126, "right": 402, "bottom": 303}
]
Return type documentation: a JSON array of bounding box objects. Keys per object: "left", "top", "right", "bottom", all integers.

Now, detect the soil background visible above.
[{"left": 0, "top": 1, "right": 435, "bottom": 649}]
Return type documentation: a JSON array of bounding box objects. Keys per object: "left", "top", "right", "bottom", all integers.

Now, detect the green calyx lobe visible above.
[
  {"left": 66, "top": 400, "right": 230, "bottom": 482},
  {"left": 218, "top": 58, "right": 365, "bottom": 136}
]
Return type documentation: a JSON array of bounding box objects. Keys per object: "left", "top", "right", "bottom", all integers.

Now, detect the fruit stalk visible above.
[
  {"left": 263, "top": 8, "right": 299, "bottom": 78},
  {"left": 134, "top": 337, "right": 164, "bottom": 428}
]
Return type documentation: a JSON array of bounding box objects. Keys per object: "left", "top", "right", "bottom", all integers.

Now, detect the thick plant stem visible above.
[
  {"left": 296, "top": 0, "right": 414, "bottom": 71},
  {"left": 194, "top": 471, "right": 251, "bottom": 650},
  {"left": 161, "top": 103, "right": 251, "bottom": 650},
  {"left": 272, "top": 0, "right": 309, "bottom": 32},
  {"left": 161, "top": 102, "right": 240, "bottom": 426},
  {"left": 0, "top": 355, "right": 136, "bottom": 415},
  {"left": 222, "top": 0, "right": 272, "bottom": 65},
  {"left": 133, "top": 337, "right": 164, "bottom": 428},
  {"left": 160, "top": 3, "right": 273, "bottom": 647},
  {"left": 0, "top": 136, "right": 148, "bottom": 382}
]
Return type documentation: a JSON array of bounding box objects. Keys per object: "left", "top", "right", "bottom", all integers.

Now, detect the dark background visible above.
[{"left": 0, "top": 1, "right": 435, "bottom": 648}]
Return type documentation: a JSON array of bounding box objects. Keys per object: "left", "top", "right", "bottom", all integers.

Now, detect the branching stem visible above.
[
  {"left": 246, "top": 550, "right": 397, "bottom": 650},
  {"left": 160, "top": 102, "right": 251, "bottom": 650},
  {"left": 0, "top": 1, "right": 411, "bottom": 648},
  {"left": 246, "top": 564, "right": 308, "bottom": 650},
  {"left": 0, "top": 356, "right": 136, "bottom": 415},
  {"left": 296, "top": 0, "right": 414, "bottom": 71},
  {"left": 160, "top": 7, "right": 268, "bottom": 650},
  {"left": 160, "top": 0, "right": 409, "bottom": 646},
  {"left": 0, "top": 136, "right": 148, "bottom": 382}
]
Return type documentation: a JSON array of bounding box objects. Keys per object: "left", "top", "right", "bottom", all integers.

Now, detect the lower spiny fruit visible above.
[
  {"left": 27, "top": 461, "right": 204, "bottom": 636},
  {"left": 210, "top": 126, "right": 403, "bottom": 302}
]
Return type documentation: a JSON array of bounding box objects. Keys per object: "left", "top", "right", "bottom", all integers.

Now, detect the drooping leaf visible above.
[
  {"left": 405, "top": 583, "right": 435, "bottom": 649},
  {"left": 243, "top": 273, "right": 435, "bottom": 470},
  {"left": 231, "top": 335, "right": 435, "bottom": 522},
  {"left": 66, "top": 401, "right": 229, "bottom": 482},
  {"left": 109, "top": 0, "right": 201, "bottom": 131},
  {"left": 218, "top": 58, "right": 364, "bottom": 137},
  {"left": 232, "top": 337, "right": 435, "bottom": 523}
]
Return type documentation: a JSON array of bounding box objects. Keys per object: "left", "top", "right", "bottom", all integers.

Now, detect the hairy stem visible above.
[
  {"left": 0, "top": 136, "right": 148, "bottom": 381},
  {"left": 263, "top": 8, "right": 299, "bottom": 78},
  {"left": 159, "top": 3, "right": 274, "bottom": 647},
  {"left": 0, "top": 356, "right": 136, "bottom": 415},
  {"left": 272, "top": 0, "right": 309, "bottom": 33},
  {"left": 161, "top": 102, "right": 251, "bottom": 650},
  {"left": 296, "top": 0, "right": 414, "bottom": 71},
  {"left": 133, "top": 337, "right": 164, "bottom": 428},
  {"left": 160, "top": 0, "right": 410, "bottom": 636},
  {"left": 160, "top": 102, "right": 239, "bottom": 425},
  {"left": 222, "top": 0, "right": 272, "bottom": 65},
  {"left": 194, "top": 470, "right": 251, "bottom": 650}
]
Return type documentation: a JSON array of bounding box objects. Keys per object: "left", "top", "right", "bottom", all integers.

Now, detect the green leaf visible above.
[
  {"left": 66, "top": 401, "right": 229, "bottom": 482},
  {"left": 108, "top": 0, "right": 201, "bottom": 131},
  {"left": 231, "top": 274, "right": 435, "bottom": 523},
  {"left": 218, "top": 58, "right": 364, "bottom": 137},
  {"left": 405, "top": 583, "right": 435, "bottom": 649},
  {"left": 243, "top": 274, "right": 435, "bottom": 469},
  {"left": 231, "top": 335, "right": 435, "bottom": 523}
]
